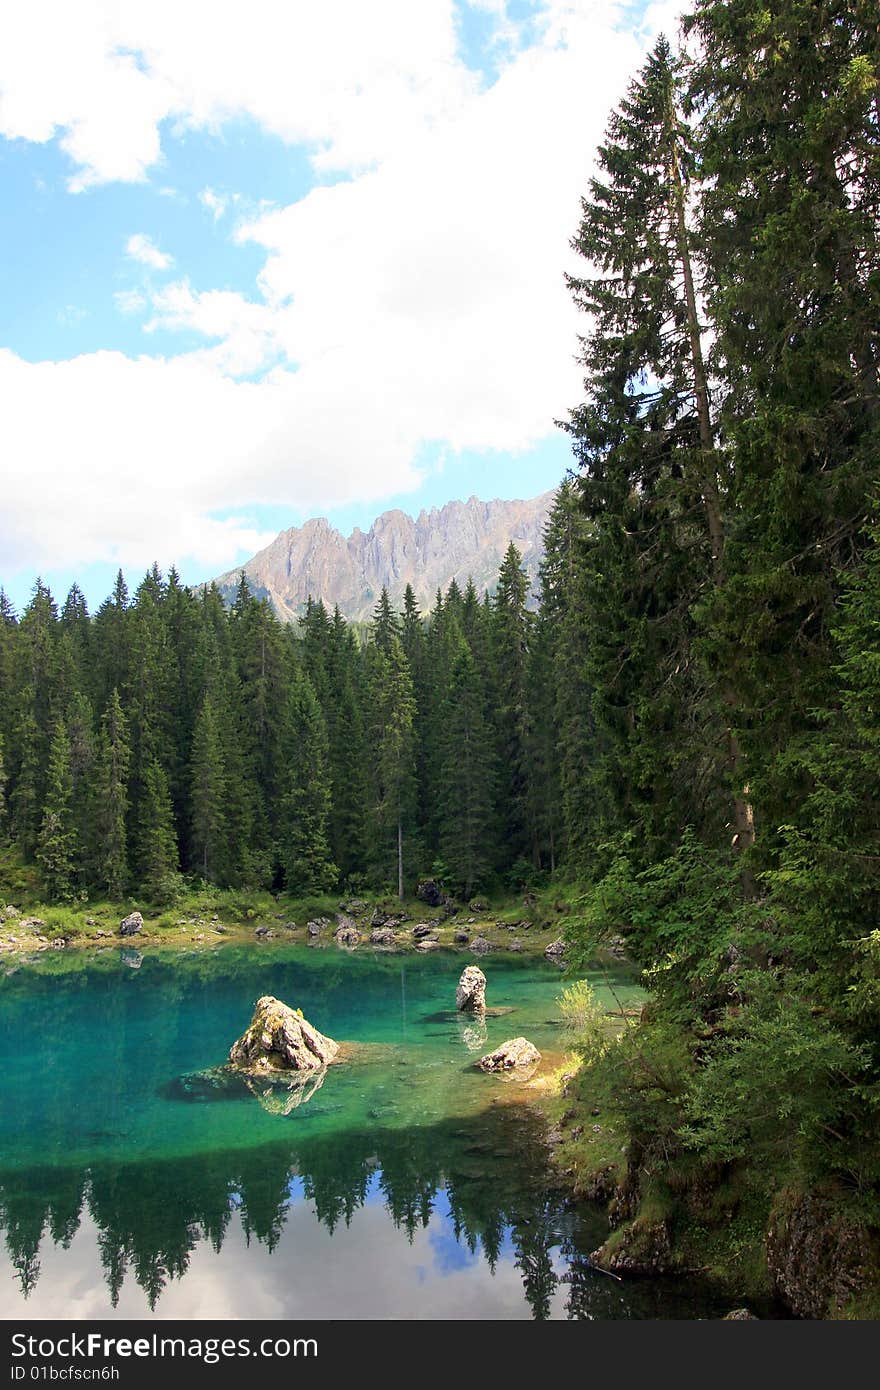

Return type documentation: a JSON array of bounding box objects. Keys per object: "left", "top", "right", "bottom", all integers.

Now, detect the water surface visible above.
[{"left": 0, "top": 943, "right": 738, "bottom": 1318}]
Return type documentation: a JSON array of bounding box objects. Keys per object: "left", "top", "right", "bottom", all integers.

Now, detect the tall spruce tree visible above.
[
  {"left": 91, "top": 691, "right": 130, "bottom": 898},
  {"left": 135, "top": 758, "right": 179, "bottom": 898},
  {"left": 491, "top": 544, "right": 537, "bottom": 874},
  {"left": 35, "top": 721, "right": 76, "bottom": 901},
  {"left": 279, "top": 670, "right": 338, "bottom": 894},
  {"left": 437, "top": 636, "right": 496, "bottom": 896},
  {"left": 189, "top": 693, "right": 227, "bottom": 883},
  {"left": 563, "top": 36, "right": 745, "bottom": 871},
  {"left": 686, "top": 0, "right": 880, "bottom": 857},
  {"left": 370, "top": 635, "right": 416, "bottom": 898}
]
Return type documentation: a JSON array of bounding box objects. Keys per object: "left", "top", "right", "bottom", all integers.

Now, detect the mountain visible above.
[{"left": 210, "top": 491, "right": 556, "bottom": 624}]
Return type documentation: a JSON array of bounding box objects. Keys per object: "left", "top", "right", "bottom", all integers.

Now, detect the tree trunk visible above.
[
  {"left": 397, "top": 819, "right": 404, "bottom": 901},
  {"left": 665, "top": 85, "right": 756, "bottom": 882}
]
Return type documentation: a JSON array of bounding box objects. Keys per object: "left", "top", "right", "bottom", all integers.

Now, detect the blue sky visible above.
[{"left": 0, "top": 0, "right": 676, "bottom": 613}]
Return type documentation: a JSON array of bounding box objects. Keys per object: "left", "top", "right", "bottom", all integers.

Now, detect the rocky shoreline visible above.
[{"left": 0, "top": 893, "right": 575, "bottom": 962}]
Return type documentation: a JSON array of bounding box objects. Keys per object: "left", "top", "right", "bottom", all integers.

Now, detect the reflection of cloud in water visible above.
[
  {"left": 429, "top": 1224, "right": 480, "bottom": 1276},
  {"left": 6, "top": 1202, "right": 542, "bottom": 1321}
]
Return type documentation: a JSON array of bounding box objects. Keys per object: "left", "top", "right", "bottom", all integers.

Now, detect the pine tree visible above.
[
  {"left": 491, "top": 544, "right": 537, "bottom": 874},
  {"left": 35, "top": 722, "right": 76, "bottom": 901},
  {"left": 0, "top": 733, "right": 6, "bottom": 838},
  {"left": 10, "top": 706, "right": 41, "bottom": 859},
  {"left": 536, "top": 480, "right": 594, "bottom": 869},
  {"left": 91, "top": 690, "right": 130, "bottom": 898},
  {"left": 279, "top": 670, "right": 338, "bottom": 894},
  {"left": 563, "top": 36, "right": 742, "bottom": 870},
  {"left": 370, "top": 588, "right": 399, "bottom": 655},
  {"left": 189, "top": 693, "right": 227, "bottom": 883},
  {"left": 135, "top": 757, "right": 179, "bottom": 897},
  {"left": 437, "top": 636, "right": 496, "bottom": 896},
  {"left": 327, "top": 610, "right": 369, "bottom": 884},
  {"left": 686, "top": 0, "right": 880, "bottom": 856},
  {"left": 66, "top": 691, "right": 94, "bottom": 881},
  {"left": 370, "top": 636, "right": 416, "bottom": 898}
]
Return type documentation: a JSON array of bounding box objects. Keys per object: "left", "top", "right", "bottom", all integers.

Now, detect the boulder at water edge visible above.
[
  {"left": 228, "top": 995, "right": 339, "bottom": 1073},
  {"left": 456, "top": 964, "right": 487, "bottom": 1013},
  {"left": 477, "top": 1037, "right": 541, "bottom": 1072},
  {"left": 119, "top": 911, "right": 144, "bottom": 937}
]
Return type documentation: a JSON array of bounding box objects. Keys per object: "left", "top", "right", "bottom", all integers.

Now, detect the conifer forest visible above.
[{"left": 3, "top": 0, "right": 880, "bottom": 1321}]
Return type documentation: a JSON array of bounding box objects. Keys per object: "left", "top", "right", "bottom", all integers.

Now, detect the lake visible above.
[{"left": 0, "top": 943, "right": 737, "bottom": 1318}]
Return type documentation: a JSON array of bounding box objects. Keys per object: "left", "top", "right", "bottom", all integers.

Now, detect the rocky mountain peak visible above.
[{"left": 210, "top": 489, "right": 555, "bottom": 624}]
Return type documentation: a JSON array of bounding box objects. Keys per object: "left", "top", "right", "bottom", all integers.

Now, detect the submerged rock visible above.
[
  {"left": 119, "top": 911, "right": 144, "bottom": 937},
  {"left": 456, "top": 964, "right": 487, "bottom": 1013},
  {"left": 477, "top": 1037, "right": 541, "bottom": 1072},
  {"left": 163, "top": 1064, "right": 328, "bottom": 1114},
  {"left": 228, "top": 995, "right": 339, "bottom": 1073}
]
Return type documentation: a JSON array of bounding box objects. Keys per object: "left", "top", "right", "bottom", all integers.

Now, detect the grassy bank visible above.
[{"left": 0, "top": 871, "right": 579, "bottom": 959}]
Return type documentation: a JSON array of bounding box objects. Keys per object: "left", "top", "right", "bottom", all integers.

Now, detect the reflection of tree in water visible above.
[{"left": 0, "top": 1106, "right": 572, "bottom": 1317}]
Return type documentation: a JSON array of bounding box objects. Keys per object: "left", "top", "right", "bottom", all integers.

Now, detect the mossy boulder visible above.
[{"left": 228, "top": 995, "right": 339, "bottom": 1073}]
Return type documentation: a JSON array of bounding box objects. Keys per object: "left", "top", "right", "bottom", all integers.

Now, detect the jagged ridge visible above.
[{"left": 211, "top": 490, "right": 555, "bottom": 623}]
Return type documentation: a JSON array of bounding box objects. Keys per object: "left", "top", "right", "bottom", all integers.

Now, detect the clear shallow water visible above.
[{"left": 0, "top": 944, "right": 739, "bottom": 1318}]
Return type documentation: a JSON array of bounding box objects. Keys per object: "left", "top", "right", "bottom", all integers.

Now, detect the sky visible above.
[{"left": 0, "top": 0, "right": 684, "bottom": 612}]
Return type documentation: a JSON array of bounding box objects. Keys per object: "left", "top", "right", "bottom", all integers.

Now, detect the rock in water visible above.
[
  {"left": 456, "top": 964, "right": 487, "bottom": 1013},
  {"left": 477, "top": 1037, "right": 541, "bottom": 1072},
  {"left": 119, "top": 911, "right": 144, "bottom": 936},
  {"left": 228, "top": 996, "right": 339, "bottom": 1072}
]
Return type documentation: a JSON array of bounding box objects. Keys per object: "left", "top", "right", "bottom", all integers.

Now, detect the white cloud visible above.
[
  {"left": 0, "top": 0, "right": 476, "bottom": 189},
  {"left": 0, "top": 347, "right": 423, "bottom": 575},
  {"left": 199, "top": 187, "right": 228, "bottom": 222},
  {"left": 125, "top": 232, "right": 173, "bottom": 269},
  {"left": 144, "top": 280, "right": 283, "bottom": 375},
  {"left": 0, "top": 1, "right": 686, "bottom": 577}
]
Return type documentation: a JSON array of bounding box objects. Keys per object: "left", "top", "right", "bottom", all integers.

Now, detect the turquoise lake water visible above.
[{"left": 0, "top": 943, "right": 743, "bottom": 1318}]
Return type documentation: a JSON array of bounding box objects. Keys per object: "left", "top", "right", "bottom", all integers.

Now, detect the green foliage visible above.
[
  {"left": 35, "top": 721, "right": 76, "bottom": 901},
  {"left": 279, "top": 669, "right": 338, "bottom": 894},
  {"left": 557, "top": 979, "right": 610, "bottom": 1065},
  {"left": 683, "top": 979, "right": 873, "bottom": 1178},
  {"left": 90, "top": 691, "right": 130, "bottom": 899}
]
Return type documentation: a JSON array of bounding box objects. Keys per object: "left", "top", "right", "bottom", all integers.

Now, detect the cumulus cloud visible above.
[
  {"left": 0, "top": 0, "right": 475, "bottom": 188},
  {"left": 0, "top": 347, "right": 423, "bottom": 574},
  {"left": 0, "top": 0, "right": 686, "bottom": 577},
  {"left": 125, "top": 232, "right": 173, "bottom": 269},
  {"left": 199, "top": 187, "right": 228, "bottom": 222}
]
